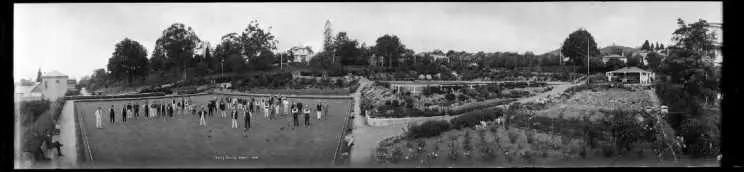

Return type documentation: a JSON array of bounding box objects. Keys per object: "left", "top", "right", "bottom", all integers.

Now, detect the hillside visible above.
[{"left": 541, "top": 45, "right": 641, "bottom": 56}]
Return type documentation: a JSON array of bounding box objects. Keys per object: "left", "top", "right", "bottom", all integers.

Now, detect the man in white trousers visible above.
[
  {"left": 264, "top": 100, "right": 270, "bottom": 119},
  {"left": 231, "top": 104, "right": 239, "bottom": 128},
  {"left": 95, "top": 107, "right": 103, "bottom": 129},
  {"left": 199, "top": 105, "right": 207, "bottom": 127}
]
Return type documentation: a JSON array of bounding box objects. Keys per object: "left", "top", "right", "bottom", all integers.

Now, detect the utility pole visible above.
[
  {"left": 586, "top": 31, "right": 590, "bottom": 85},
  {"left": 221, "top": 59, "right": 224, "bottom": 81}
]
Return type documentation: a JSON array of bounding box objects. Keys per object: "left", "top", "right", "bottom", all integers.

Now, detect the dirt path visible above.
[
  {"left": 349, "top": 80, "right": 579, "bottom": 167},
  {"left": 517, "top": 82, "right": 580, "bottom": 103},
  {"left": 51, "top": 100, "right": 79, "bottom": 168},
  {"left": 49, "top": 88, "right": 90, "bottom": 168}
]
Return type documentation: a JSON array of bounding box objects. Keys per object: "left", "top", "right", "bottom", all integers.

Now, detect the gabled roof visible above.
[
  {"left": 608, "top": 67, "right": 652, "bottom": 73},
  {"left": 43, "top": 70, "right": 68, "bottom": 78},
  {"left": 15, "top": 83, "right": 41, "bottom": 94},
  {"left": 602, "top": 54, "right": 626, "bottom": 58}
]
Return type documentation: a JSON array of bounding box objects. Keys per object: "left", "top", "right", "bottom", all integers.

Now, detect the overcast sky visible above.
[{"left": 14, "top": 2, "right": 721, "bottom": 81}]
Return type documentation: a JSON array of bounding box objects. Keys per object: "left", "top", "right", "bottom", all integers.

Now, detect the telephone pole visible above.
[{"left": 586, "top": 31, "right": 590, "bottom": 85}]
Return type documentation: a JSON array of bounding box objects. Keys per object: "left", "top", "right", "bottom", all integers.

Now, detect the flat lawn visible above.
[
  {"left": 535, "top": 88, "right": 654, "bottom": 120},
  {"left": 75, "top": 94, "right": 352, "bottom": 168}
]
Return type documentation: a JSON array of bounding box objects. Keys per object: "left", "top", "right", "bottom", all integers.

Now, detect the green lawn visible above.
[{"left": 75, "top": 94, "right": 352, "bottom": 168}]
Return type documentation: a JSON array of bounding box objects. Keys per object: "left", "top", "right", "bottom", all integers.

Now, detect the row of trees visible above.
[
  {"left": 641, "top": 40, "right": 666, "bottom": 52},
  {"left": 80, "top": 20, "right": 281, "bottom": 90}
]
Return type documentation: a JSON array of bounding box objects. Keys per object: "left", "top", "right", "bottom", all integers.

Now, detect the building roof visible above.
[
  {"left": 15, "top": 83, "right": 40, "bottom": 94},
  {"left": 43, "top": 70, "right": 68, "bottom": 78},
  {"left": 608, "top": 67, "right": 652, "bottom": 73}
]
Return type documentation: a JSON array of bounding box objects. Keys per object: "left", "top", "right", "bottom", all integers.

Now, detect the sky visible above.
[{"left": 14, "top": 2, "right": 721, "bottom": 81}]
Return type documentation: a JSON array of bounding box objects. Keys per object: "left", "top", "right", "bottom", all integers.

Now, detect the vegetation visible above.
[{"left": 653, "top": 18, "right": 720, "bottom": 158}]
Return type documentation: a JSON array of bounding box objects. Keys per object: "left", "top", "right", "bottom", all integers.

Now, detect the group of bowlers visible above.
[
  {"left": 93, "top": 97, "right": 195, "bottom": 128},
  {"left": 92, "top": 95, "right": 329, "bottom": 132}
]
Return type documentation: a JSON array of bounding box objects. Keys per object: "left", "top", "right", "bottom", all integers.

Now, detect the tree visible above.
[
  {"left": 239, "top": 20, "right": 278, "bottom": 71},
  {"left": 561, "top": 28, "right": 601, "bottom": 66},
  {"left": 627, "top": 54, "right": 643, "bottom": 67},
  {"left": 36, "top": 68, "right": 42, "bottom": 82},
  {"left": 214, "top": 33, "right": 243, "bottom": 73},
  {"left": 323, "top": 20, "right": 335, "bottom": 53},
  {"left": 672, "top": 18, "right": 717, "bottom": 59},
  {"left": 149, "top": 44, "right": 167, "bottom": 73},
  {"left": 335, "top": 32, "right": 363, "bottom": 65},
  {"left": 107, "top": 38, "right": 149, "bottom": 83},
  {"left": 154, "top": 23, "right": 202, "bottom": 79},
  {"left": 641, "top": 40, "right": 652, "bottom": 51},
  {"left": 374, "top": 34, "right": 407, "bottom": 68},
  {"left": 645, "top": 52, "right": 663, "bottom": 70}
]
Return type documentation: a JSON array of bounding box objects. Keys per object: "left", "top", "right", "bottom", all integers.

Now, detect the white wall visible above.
[{"left": 42, "top": 77, "right": 68, "bottom": 100}]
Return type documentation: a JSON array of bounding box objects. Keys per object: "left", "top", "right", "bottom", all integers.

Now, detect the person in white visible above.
[
  {"left": 95, "top": 107, "right": 103, "bottom": 129},
  {"left": 231, "top": 104, "right": 240, "bottom": 128},
  {"left": 151, "top": 102, "right": 157, "bottom": 118},
  {"left": 199, "top": 105, "right": 207, "bottom": 127},
  {"left": 283, "top": 97, "right": 290, "bottom": 115},
  {"left": 264, "top": 100, "right": 270, "bottom": 119},
  {"left": 127, "top": 102, "right": 133, "bottom": 119}
]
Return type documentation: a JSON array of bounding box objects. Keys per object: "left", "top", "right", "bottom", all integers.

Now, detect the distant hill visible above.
[
  {"left": 600, "top": 45, "right": 641, "bottom": 55},
  {"left": 541, "top": 45, "right": 642, "bottom": 56}
]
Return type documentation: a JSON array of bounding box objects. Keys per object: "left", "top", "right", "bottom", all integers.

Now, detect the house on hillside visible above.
[
  {"left": 605, "top": 67, "right": 655, "bottom": 86},
  {"left": 289, "top": 46, "right": 314, "bottom": 64},
  {"left": 40, "top": 70, "right": 70, "bottom": 100},
  {"left": 601, "top": 54, "right": 628, "bottom": 64}
]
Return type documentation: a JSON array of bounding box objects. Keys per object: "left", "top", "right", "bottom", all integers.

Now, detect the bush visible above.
[
  {"left": 20, "top": 99, "right": 51, "bottom": 125},
  {"left": 406, "top": 120, "right": 451, "bottom": 139},
  {"left": 445, "top": 93, "right": 456, "bottom": 101},
  {"left": 64, "top": 89, "right": 81, "bottom": 96},
  {"left": 450, "top": 109, "right": 504, "bottom": 130}
]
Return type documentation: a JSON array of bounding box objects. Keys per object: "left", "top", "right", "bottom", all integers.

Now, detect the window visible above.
[
  {"left": 45, "top": 81, "right": 48, "bottom": 89},
  {"left": 56, "top": 80, "right": 60, "bottom": 84}
]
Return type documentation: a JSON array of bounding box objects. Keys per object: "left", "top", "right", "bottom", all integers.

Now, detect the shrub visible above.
[
  {"left": 406, "top": 120, "right": 451, "bottom": 139},
  {"left": 445, "top": 93, "right": 456, "bottom": 101},
  {"left": 450, "top": 109, "right": 504, "bottom": 130},
  {"left": 64, "top": 89, "right": 81, "bottom": 96},
  {"left": 20, "top": 99, "right": 51, "bottom": 125}
]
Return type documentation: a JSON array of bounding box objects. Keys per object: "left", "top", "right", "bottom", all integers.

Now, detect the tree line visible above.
[{"left": 80, "top": 19, "right": 674, "bottom": 91}]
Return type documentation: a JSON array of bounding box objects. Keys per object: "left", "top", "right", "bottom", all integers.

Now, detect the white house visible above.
[
  {"left": 605, "top": 67, "right": 655, "bottom": 86},
  {"left": 289, "top": 46, "right": 314, "bottom": 63},
  {"left": 602, "top": 54, "right": 628, "bottom": 64}
]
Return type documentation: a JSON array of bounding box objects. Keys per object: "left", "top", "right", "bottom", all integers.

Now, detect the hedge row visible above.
[{"left": 405, "top": 108, "right": 505, "bottom": 139}]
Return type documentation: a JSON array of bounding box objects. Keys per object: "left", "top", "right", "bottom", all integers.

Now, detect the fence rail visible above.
[{"left": 331, "top": 101, "right": 354, "bottom": 166}]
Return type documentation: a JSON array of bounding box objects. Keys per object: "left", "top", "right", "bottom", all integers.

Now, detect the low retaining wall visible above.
[{"left": 365, "top": 114, "right": 453, "bottom": 127}]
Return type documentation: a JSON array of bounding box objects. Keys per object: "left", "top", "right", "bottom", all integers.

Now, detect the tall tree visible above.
[
  {"left": 323, "top": 20, "right": 335, "bottom": 53},
  {"left": 672, "top": 18, "right": 717, "bottom": 59},
  {"left": 335, "top": 32, "right": 362, "bottom": 65},
  {"left": 641, "top": 40, "right": 652, "bottom": 51},
  {"left": 154, "top": 23, "right": 202, "bottom": 79},
  {"left": 214, "top": 33, "right": 244, "bottom": 73},
  {"left": 374, "top": 34, "right": 407, "bottom": 68},
  {"left": 561, "top": 28, "right": 601, "bottom": 67},
  {"left": 149, "top": 43, "right": 167, "bottom": 73},
  {"left": 107, "top": 38, "right": 149, "bottom": 83},
  {"left": 239, "top": 20, "right": 278, "bottom": 71}
]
